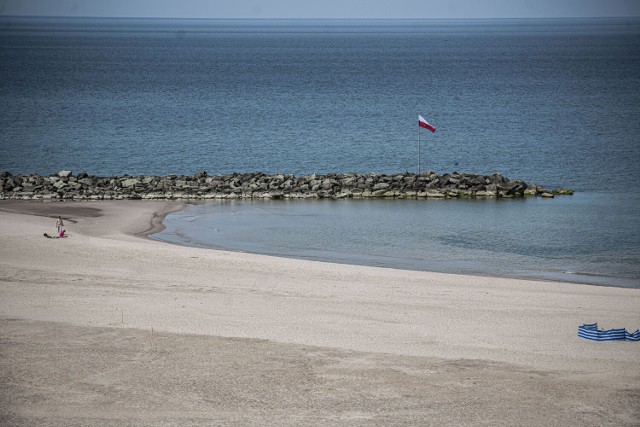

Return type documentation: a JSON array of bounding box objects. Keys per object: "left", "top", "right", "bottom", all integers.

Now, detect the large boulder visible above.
[
  {"left": 121, "top": 178, "right": 140, "bottom": 188},
  {"left": 78, "top": 177, "right": 94, "bottom": 186},
  {"left": 372, "top": 182, "right": 390, "bottom": 191},
  {"left": 3, "top": 178, "right": 16, "bottom": 191}
]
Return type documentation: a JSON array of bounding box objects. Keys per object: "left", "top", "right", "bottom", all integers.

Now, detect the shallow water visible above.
[{"left": 152, "top": 192, "right": 640, "bottom": 288}]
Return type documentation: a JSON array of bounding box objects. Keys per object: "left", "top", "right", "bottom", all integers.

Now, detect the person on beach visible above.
[
  {"left": 56, "top": 216, "right": 64, "bottom": 234},
  {"left": 43, "top": 229, "right": 66, "bottom": 239}
]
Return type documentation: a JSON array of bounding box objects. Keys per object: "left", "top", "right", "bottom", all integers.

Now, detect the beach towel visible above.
[{"left": 578, "top": 323, "right": 640, "bottom": 341}]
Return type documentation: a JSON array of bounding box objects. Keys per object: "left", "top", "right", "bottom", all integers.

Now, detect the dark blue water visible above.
[
  {"left": 2, "top": 17, "right": 639, "bottom": 190},
  {"left": 2, "top": 17, "right": 639, "bottom": 286}
]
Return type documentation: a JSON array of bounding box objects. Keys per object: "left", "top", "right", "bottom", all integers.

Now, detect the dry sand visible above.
[{"left": 0, "top": 200, "right": 638, "bottom": 426}]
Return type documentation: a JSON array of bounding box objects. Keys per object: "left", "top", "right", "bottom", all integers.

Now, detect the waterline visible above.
[{"left": 151, "top": 193, "right": 640, "bottom": 288}]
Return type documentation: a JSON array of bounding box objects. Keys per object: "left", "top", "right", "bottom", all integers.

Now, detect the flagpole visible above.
[
  {"left": 417, "top": 114, "right": 436, "bottom": 175},
  {"left": 418, "top": 114, "right": 421, "bottom": 175}
]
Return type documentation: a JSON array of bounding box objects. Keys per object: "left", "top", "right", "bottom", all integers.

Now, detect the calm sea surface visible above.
[{"left": 2, "top": 17, "right": 639, "bottom": 286}]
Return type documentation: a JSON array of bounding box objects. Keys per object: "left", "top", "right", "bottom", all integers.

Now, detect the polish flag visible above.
[{"left": 418, "top": 114, "right": 436, "bottom": 133}]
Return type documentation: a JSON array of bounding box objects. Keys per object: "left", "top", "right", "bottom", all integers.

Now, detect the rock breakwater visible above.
[{"left": 0, "top": 171, "right": 573, "bottom": 201}]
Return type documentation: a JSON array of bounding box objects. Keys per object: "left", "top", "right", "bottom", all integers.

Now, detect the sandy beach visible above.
[{"left": 0, "top": 200, "right": 638, "bottom": 426}]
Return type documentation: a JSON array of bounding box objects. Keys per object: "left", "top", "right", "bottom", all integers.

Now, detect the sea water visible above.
[
  {"left": 1, "top": 17, "right": 639, "bottom": 286},
  {"left": 155, "top": 193, "right": 640, "bottom": 288}
]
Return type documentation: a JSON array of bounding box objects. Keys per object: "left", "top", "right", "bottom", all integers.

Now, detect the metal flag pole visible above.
[{"left": 418, "top": 113, "right": 421, "bottom": 175}]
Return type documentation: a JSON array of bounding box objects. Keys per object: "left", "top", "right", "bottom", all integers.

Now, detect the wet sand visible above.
[{"left": 0, "top": 200, "right": 638, "bottom": 426}]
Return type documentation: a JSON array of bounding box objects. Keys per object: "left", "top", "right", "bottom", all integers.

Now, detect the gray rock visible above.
[
  {"left": 0, "top": 172, "right": 570, "bottom": 200},
  {"left": 79, "top": 177, "right": 94, "bottom": 186},
  {"left": 121, "top": 178, "right": 140, "bottom": 188},
  {"left": 426, "top": 190, "right": 446, "bottom": 198},
  {"left": 372, "top": 182, "right": 390, "bottom": 191}
]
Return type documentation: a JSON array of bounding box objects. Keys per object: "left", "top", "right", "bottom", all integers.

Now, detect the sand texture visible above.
[{"left": 0, "top": 200, "right": 639, "bottom": 426}]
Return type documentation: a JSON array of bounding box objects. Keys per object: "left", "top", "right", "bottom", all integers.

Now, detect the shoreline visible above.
[
  {"left": 150, "top": 199, "right": 639, "bottom": 290},
  {"left": 152, "top": 233, "right": 640, "bottom": 290},
  {"left": 2, "top": 198, "right": 639, "bottom": 341},
  {"left": 1, "top": 200, "right": 639, "bottom": 425},
  {"left": 135, "top": 200, "right": 187, "bottom": 237},
  {"left": 0, "top": 199, "right": 184, "bottom": 240},
  {"left": 9, "top": 198, "right": 633, "bottom": 289},
  {"left": 153, "top": 236, "right": 640, "bottom": 290}
]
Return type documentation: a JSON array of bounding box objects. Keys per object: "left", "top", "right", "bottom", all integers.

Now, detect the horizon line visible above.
[{"left": 2, "top": 14, "right": 639, "bottom": 21}]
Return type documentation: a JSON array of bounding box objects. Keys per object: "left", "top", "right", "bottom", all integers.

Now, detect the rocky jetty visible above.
[{"left": 0, "top": 171, "right": 573, "bottom": 201}]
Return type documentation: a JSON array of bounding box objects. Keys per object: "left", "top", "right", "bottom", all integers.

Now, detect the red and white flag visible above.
[{"left": 418, "top": 114, "right": 436, "bottom": 133}]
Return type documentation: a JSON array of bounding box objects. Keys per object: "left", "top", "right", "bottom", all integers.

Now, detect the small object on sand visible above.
[
  {"left": 43, "top": 232, "right": 68, "bottom": 239},
  {"left": 578, "top": 323, "right": 640, "bottom": 341}
]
